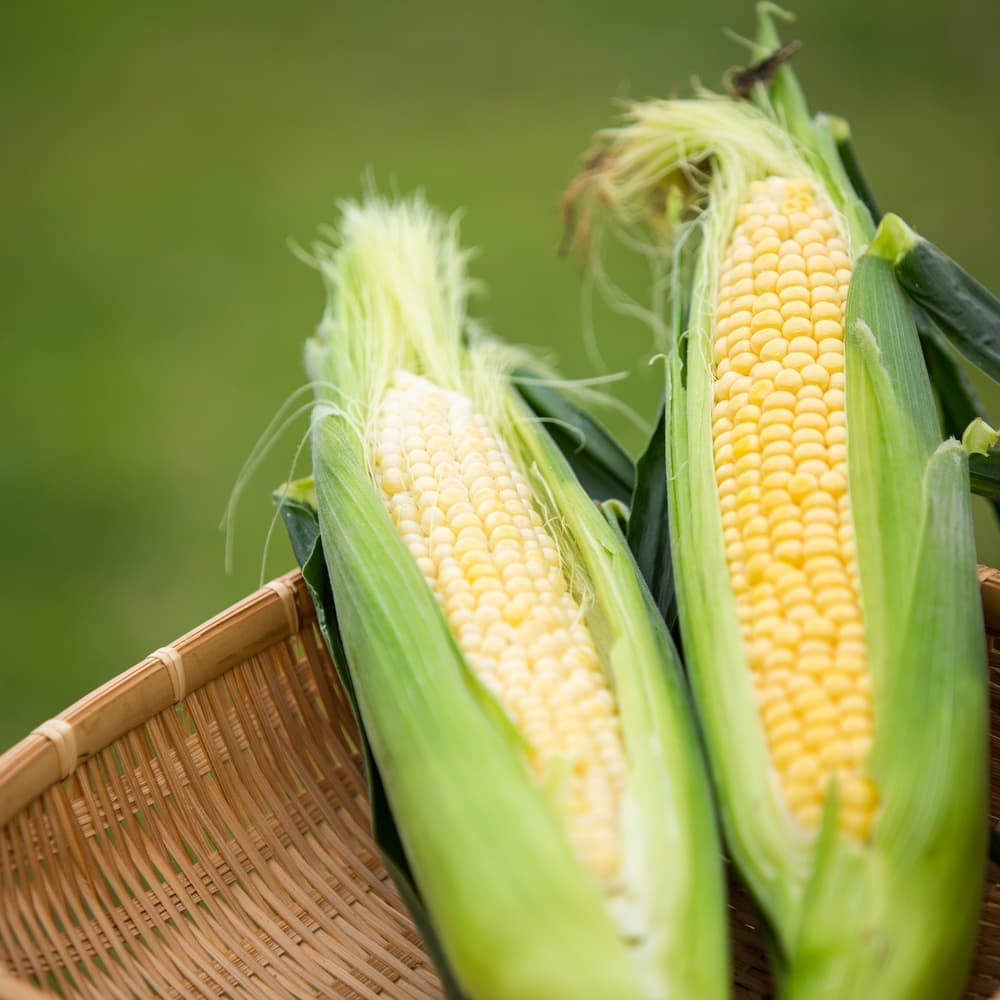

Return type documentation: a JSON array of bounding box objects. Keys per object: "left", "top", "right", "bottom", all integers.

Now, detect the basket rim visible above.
[
  {"left": 0, "top": 570, "right": 315, "bottom": 829},
  {"left": 3, "top": 564, "right": 999, "bottom": 834}
]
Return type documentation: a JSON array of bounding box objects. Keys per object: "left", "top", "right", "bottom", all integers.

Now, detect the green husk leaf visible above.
[
  {"left": 870, "top": 441, "right": 986, "bottom": 997},
  {"left": 273, "top": 485, "right": 468, "bottom": 1000},
  {"left": 513, "top": 370, "right": 635, "bottom": 505},
  {"left": 627, "top": 400, "right": 677, "bottom": 634},
  {"left": 844, "top": 255, "right": 940, "bottom": 669},
  {"left": 870, "top": 213, "right": 1000, "bottom": 384},
  {"left": 920, "top": 326, "right": 989, "bottom": 437},
  {"left": 969, "top": 452, "right": 1000, "bottom": 500},
  {"left": 823, "top": 114, "right": 881, "bottom": 223}
]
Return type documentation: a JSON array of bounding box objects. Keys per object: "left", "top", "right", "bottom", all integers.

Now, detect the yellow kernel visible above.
[
  {"left": 815, "top": 319, "right": 843, "bottom": 339},
  {"left": 752, "top": 226, "right": 780, "bottom": 247},
  {"left": 750, "top": 327, "right": 782, "bottom": 353},
  {"left": 782, "top": 316, "right": 813, "bottom": 339},
  {"left": 812, "top": 301, "right": 842, "bottom": 322},
  {"left": 774, "top": 368, "right": 804, "bottom": 392},
  {"left": 796, "top": 396, "right": 827, "bottom": 417},
  {"left": 787, "top": 603, "right": 819, "bottom": 625},
  {"left": 804, "top": 702, "right": 838, "bottom": 728},
  {"left": 751, "top": 308, "right": 783, "bottom": 331},
  {"left": 788, "top": 335, "right": 819, "bottom": 357},
  {"left": 819, "top": 740, "right": 852, "bottom": 769},
  {"left": 778, "top": 251, "right": 806, "bottom": 274},
  {"left": 802, "top": 363, "right": 831, "bottom": 388},
  {"left": 819, "top": 469, "right": 847, "bottom": 496},
  {"left": 761, "top": 454, "right": 796, "bottom": 476},
  {"left": 827, "top": 603, "right": 860, "bottom": 625},
  {"left": 787, "top": 754, "right": 821, "bottom": 783},
  {"left": 781, "top": 284, "right": 811, "bottom": 305},
  {"left": 755, "top": 271, "right": 779, "bottom": 293},
  {"left": 840, "top": 775, "right": 878, "bottom": 810},
  {"left": 802, "top": 723, "right": 839, "bottom": 751},
  {"left": 839, "top": 808, "right": 871, "bottom": 840},
  {"left": 841, "top": 715, "right": 870, "bottom": 737},
  {"left": 751, "top": 360, "right": 784, "bottom": 380},
  {"left": 771, "top": 739, "right": 804, "bottom": 770},
  {"left": 803, "top": 535, "right": 840, "bottom": 558},
  {"left": 788, "top": 473, "right": 819, "bottom": 501},
  {"left": 761, "top": 699, "right": 793, "bottom": 728},
  {"left": 773, "top": 539, "right": 804, "bottom": 564},
  {"left": 795, "top": 442, "right": 828, "bottom": 464},
  {"left": 784, "top": 351, "right": 814, "bottom": 371},
  {"left": 792, "top": 427, "right": 825, "bottom": 447},
  {"left": 806, "top": 253, "right": 833, "bottom": 276},
  {"left": 777, "top": 269, "right": 808, "bottom": 292},
  {"left": 818, "top": 352, "right": 844, "bottom": 373},
  {"left": 823, "top": 672, "right": 853, "bottom": 697},
  {"left": 782, "top": 299, "right": 811, "bottom": 320},
  {"left": 772, "top": 520, "right": 803, "bottom": 543},
  {"left": 759, "top": 337, "right": 789, "bottom": 362},
  {"left": 772, "top": 579, "right": 807, "bottom": 608},
  {"left": 803, "top": 617, "right": 838, "bottom": 641},
  {"left": 769, "top": 716, "right": 802, "bottom": 744}
]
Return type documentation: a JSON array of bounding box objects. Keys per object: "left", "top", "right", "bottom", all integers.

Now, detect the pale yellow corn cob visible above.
[
  {"left": 711, "top": 177, "right": 876, "bottom": 838},
  {"left": 373, "top": 369, "right": 627, "bottom": 880}
]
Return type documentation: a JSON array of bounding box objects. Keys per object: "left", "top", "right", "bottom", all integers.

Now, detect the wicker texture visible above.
[{"left": 1, "top": 568, "right": 998, "bottom": 998}]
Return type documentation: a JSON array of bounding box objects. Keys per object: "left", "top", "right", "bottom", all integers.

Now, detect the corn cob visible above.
[
  {"left": 569, "top": 8, "right": 988, "bottom": 997},
  {"left": 298, "top": 195, "right": 728, "bottom": 999}
]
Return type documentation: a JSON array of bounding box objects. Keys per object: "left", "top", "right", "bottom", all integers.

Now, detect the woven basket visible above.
[{"left": 2, "top": 570, "right": 999, "bottom": 999}]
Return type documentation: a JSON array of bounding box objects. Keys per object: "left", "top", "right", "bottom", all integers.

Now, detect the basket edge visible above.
[
  {"left": 0, "top": 570, "right": 314, "bottom": 829},
  {"left": 3, "top": 565, "right": 998, "bottom": 847}
]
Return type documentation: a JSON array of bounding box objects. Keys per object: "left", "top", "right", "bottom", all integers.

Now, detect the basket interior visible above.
[{"left": 1, "top": 570, "right": 998, "bottom": 998}]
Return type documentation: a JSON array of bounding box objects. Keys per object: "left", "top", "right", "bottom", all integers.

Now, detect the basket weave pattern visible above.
[{"left": 1, "top": 569, "right": 998, "bottom": 998}]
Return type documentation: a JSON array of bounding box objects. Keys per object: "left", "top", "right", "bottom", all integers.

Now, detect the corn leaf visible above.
[
  {"left": 275, "top": 488, "right": 468, "bottom": 1000},
  {"left": 513, "top": 370, "right": 635, "bottom": 504},
  {"left": 969, "top": 452, "right": 1000, "bottom": 500},
  {"left": 627, "top": 400, "right": 677, "bottom": 636},
  {"left": 825, "top": 115, "right": 881, "bottom": 223},
  {"left": 870, "top": 213, "right": 1000, "bottom": 385}
]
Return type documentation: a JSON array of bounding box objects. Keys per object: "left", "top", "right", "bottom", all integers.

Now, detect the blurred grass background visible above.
[{"left": 2, "top": 0, "right": 999, "bottom": 751}]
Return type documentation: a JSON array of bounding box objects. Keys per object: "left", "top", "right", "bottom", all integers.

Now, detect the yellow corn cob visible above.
[
  {"left": 711, "top": 177, "right": 876, "bottom": 838},
  {"left": 373, "top": 370, "right": 626, "bottom": 880},
  {"left": 300, "top": 195, "right": 729, "bottom": 999},
  {"left": 568, "top": 9, "right": 989, "bottom": 992}
]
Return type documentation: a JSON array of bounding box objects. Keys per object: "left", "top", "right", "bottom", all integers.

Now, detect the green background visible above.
[{"left": 3, "top": 0, "right": 999, "bottom": 752}]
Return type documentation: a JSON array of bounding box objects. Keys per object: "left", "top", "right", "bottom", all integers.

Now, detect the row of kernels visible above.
[
  {"left": 715, "top": 180, "right": 875, "bottom": 837},
  {"left": 373, "top": 371, "right": 627, "bottom": 879}
]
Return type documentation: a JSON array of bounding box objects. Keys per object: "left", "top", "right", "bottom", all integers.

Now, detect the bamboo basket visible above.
[{"left": 1, "top": 569, "right": 999, "bottom": 999}]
